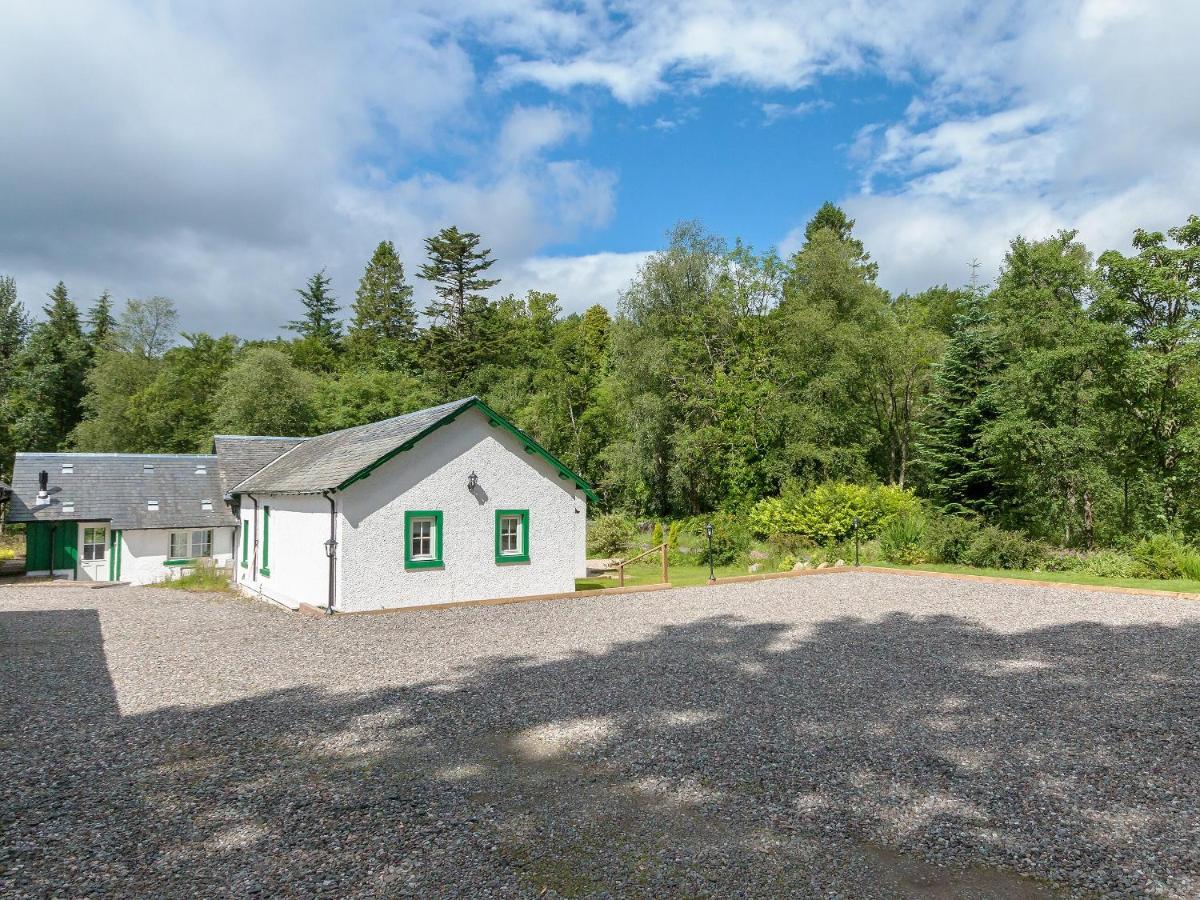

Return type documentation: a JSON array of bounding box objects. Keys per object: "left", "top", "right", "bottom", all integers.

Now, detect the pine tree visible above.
[
  {"left": 86, "top": 290, "right": 117, "bottom": 351},
  {"left": 9, "top": 281, "right": 90, "bottom": 451},
  {"left": 921, "top": 295, "right": 1002, "bottom": 516},
  {"left": 0, "top": 275, "right": 28, "bottom": 371},
  {"left": 802, "top": 201, "right": 876, "bottom": 277},
  {"left": 417, "top": 226, "right": 500, "bottom": 330},
  {"left": 348, "top": 241, "right": 417, "bottom": 370},
  {"left": 286, "top": 269, "right": 342, "bottom": 347}
]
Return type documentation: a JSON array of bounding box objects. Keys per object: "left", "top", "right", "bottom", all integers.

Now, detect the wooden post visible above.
[{"left": 660, "top": 542, "right": 668, "bottom": 584}]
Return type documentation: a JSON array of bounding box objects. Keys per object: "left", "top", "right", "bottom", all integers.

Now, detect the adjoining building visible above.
[{"left": 6, "top": 397, "right": 594, "bottom": 611}]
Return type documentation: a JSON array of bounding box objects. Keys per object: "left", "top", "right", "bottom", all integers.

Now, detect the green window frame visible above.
[
  {"left": 404, "top": 510, "right": 443, "bottom": 569},
  {"left": 494, "top": 509, "right": 529, "bottom": 564},
  {"left": 259, "top": 506, "right": 271, "bottom": 576},
  {"left": 241, "top": 520, "right": 249, "bottom": 568}
]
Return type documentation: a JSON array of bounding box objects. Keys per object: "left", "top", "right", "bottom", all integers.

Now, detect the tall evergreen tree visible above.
[
  {"left": 0, "top": 275, "right": 29, "bottom": 476},
  {"left": 348, "top": 241, "right": 417, "bottom": 370},
  {"left": 921, "top": 295, "right": 1002, "bottom": 515},
  {"left": 9, "top": 282, "right": 90, "bottom": 451},
  {"left": 286, "top": 269, "right": 342, "bottom": 347},
  {"left": 86, "top": 290, "right": 117, "bottom": 352},
  {"left": 417, "top": 226, "right": 500, "bottom": 329},
  {"left": 802, "top": 201, "right": 877, "bottom": 279}
]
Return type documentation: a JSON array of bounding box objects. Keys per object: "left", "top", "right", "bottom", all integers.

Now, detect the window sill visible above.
[
  {"left": 495, "top": 555, "right": 530, "bottom": 565},
  {"left": 165, "top": 558, "right": 200, "bottom": 567},
  {"left": 259, "top": 567, "right": 271, "bottom": 577},
  {"left": 405, "top": 559, "right": 444, "bottom": 570}
]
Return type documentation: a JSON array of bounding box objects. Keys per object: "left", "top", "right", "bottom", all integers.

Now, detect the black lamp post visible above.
[
  {"left": 852, "top": 516, "right": 860, "bottom": 567},
  {"left": 705, "top": 521, "right": 716, "bottom": 584}
]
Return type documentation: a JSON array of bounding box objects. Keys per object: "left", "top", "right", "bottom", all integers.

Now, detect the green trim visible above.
[
  {"left": 164, "top": 558, "right": 198, "bottom": 567},
  {"left": 114, "top": 530, "right": 122, "bottom": 580},
  {"left": 108, "top": 529, "right": 115, "bottom": 581},
  {"left": 335, "top": 397, "right": 599, "bottom": 502},
  {"left": 259, "top": 506, "right": 270, "bottom": 576},
  {"left": 494, "top": 509, "right": 529, "bottom": 564},
  {"left": 404, "top": 510, "right": 444, "bottom": 569},
  {"left": 241, "top": 520, "right": 249, "bottom": 568}
]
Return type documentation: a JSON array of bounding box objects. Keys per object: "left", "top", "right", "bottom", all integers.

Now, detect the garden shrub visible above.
[
  {"left": 960, "top": 525, "right": 1045, "bottom": 570},
  {"left": 667, "top": 521, "right": 682, "bottom": 551},
  {"left": 587, "top": 514, "right": 636, "bottom": 558},
  {"left": 920, "top": 513, "right": 982, "bottom": 564},
  {"left": 1175, "top": 546, "right": 1200, "bottom": 581},
  {"left": 880, "top": 509, "right": 927, "bottom": 564},
  {"left": 650, "top": 522, "right": 664, "bottom": 548},
  {"left": 698, "top": 511, "right": 751, "bottom": 566},
  {"left": 1040, "top": 550, "right": 1087, "bottom": 572},
  {"left": 748, "top": 482, "right": 920, "bottom": 544},
  {"left": 1081, "top": 549, "right": 1145, "bottom": 579},
  {"left": 1129, "top": 533, "right": 1188, "bottom": 578}
]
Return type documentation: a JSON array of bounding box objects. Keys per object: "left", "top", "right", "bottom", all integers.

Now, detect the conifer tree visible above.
[
  {"left": 86, "top": 290, "right": 117, "bottom": 351},
  {"left": 921, "top": 295, "right": 1002, "bottom": 516},
  {"left": 417, "top": 226, "right": 499, "bottom": 330},
  {"left": 348, "top": 241, "right": 417, "bottom": 370},
  {"left": 286, "top": 269, "right": 342, "bottom": 347}
]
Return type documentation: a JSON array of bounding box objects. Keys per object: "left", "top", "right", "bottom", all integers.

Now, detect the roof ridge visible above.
[
  {"left": 213, "top": 435, "right": 309, "bottom": 441},
  {"left": 15, "top": 452, "right": 217, "bottom": 459}
]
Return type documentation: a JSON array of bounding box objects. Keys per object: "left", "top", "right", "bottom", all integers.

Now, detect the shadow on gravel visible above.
[{"left": 2, "top": 608, "right": 1198, "bottom": 897}]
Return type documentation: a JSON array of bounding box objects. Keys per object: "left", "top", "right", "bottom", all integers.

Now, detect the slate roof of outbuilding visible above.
[
  {"left": 212, "top": 435, "right": 308, "bottom": 496},
  {"left": 233, "top": 397, "right": 476, "bottom": 495},
  {"left": 7, "top": 453, "right": 237, "bottom": 529}
]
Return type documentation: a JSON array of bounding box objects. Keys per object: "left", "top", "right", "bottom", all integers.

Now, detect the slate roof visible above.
[
  {"left": 212, "top": 435, "right": 308, "bottom": 496},
  {"left": 233, "top": 397, "right": 476, "bottom": 494},
  {"left": 7, "top": 453, "right": 237, "bottom": 530}
]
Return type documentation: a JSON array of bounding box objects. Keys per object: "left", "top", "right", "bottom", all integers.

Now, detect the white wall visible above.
[
  {"left": 336, "top": 408, "right": 584, "bottom": 611},
  {"left": 120, "top": 526, "right": 234, "bottom": 585},
  {"left": 235, "top": 494, "right": 331, "bottom": 610}
]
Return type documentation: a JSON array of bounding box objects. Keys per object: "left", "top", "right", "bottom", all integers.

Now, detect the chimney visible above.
[{"left": 36, "top": 470, "right": 49, "bottom": 506}]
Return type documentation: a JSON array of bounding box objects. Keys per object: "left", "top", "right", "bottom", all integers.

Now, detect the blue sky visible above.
[{"left": 2, "top": 1, "right": 1197, "bottom": 335}]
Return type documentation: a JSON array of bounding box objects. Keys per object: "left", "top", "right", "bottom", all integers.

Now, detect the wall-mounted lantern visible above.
[
  {"left": 467, "top": 471, "right": 479, "bottom": 493},
  {"left": 324, "top": 538, "right": 338, "bottom": 559}
]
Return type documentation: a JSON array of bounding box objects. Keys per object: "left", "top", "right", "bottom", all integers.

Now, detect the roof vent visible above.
[
  {"left": 195, "top": 464, "right": 207, "bottom": 475},
  {"left": 147, "top": 500, "right": 159, "bottom": 512},
  {"left": 62, "top": 501, "right": 75, "bottom": 514},
  {"left": 62, "top": 463, "right": 74, "bottom": 475},
  {"left": 143, "top": 463, "right": 154, "bottom": 474},
  {"left": 201, "top": 499, "right": 213, "bottom": 511}
]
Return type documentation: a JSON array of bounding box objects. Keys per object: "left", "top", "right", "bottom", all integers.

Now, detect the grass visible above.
[
  {"left": 150, "top": 565, "right": 234, "bottom": 593},
  {"left": 870, "top": 561, "right": 1200, "bottom": 594},
  {"left": 577, "top": 560, "right": 767, "bottom": 591}
]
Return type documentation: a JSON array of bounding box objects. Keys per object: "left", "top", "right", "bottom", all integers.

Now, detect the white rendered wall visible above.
[
  {"left": 337, "top": 409, "right": 583, "bottom": 611},
  {"left": 236, "top": 493, "right": 332, "bottom": 610},
  {"left": 120, "top": 527, "right": 234, "bottom": 585}
]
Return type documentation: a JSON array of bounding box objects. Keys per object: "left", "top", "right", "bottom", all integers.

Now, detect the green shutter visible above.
[
  {"left": 259, "top": 506, "right": 270, "bottom": 576},
  {"left": 241, "top": 521, "right": 249, "bottom": 568}
]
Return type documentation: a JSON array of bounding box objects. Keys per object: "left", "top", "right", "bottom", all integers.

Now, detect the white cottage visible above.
[
  {"left": 230, "top": 397, "right": 594, "bottom": 612},
  {"left": 7, "top": 398, "right": 593, "bottom": 609}
]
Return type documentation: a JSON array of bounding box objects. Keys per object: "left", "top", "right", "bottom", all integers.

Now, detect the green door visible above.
[{"left": 54, "top": 524, "right": 79, "bottom": 576}]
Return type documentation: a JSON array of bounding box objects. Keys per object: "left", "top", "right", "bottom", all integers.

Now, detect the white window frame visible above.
[
  {"left": 82, "top": 526, "right": 107, "bottom": 562},
  {"left": 410, "top": 518, "right": 434, "bottom": 560},
  {"left": 169, "top": 529, "right": 213, "bottom": 560}
]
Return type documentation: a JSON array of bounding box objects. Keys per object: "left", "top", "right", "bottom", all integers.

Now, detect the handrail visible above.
[{"left": 616, "top": 542, "right": 669, "bottom": 587}]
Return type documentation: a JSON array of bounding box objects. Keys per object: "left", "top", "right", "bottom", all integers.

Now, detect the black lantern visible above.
[
  {"left": 324, "top": 538, "right": 338, "bottom": 559},
  {"left": 467, "top": 471, "right": 478, "bottom": 493},
  {"left": 705, "top": 521, "right": 715, "bottom": 584},
  {"left": 852, "top": 516, "right": 860, "bottom": 567}
]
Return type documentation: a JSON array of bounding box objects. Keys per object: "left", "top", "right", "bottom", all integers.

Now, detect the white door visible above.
[{"left": 79, "top": 523, "right": 109, "bottom": 582}]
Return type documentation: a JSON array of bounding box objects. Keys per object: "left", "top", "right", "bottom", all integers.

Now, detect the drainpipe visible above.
[
  {"left": 246, "top": 493, "right": 259, "bottom": 576},
  {"left": 322, "top": 490, "right": 337, "bottom": 615}
]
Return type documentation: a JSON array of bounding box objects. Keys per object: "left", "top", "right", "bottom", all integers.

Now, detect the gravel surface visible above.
[{"left": 2, "top": 572, "right": 1198, "bottom": 898}]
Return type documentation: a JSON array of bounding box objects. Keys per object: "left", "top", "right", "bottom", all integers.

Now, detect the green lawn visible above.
[
  {"left": 869, "top": 561, "right": 1200, "bottom": 595},
  {"left": 576, "top": 557, "right": 1200, "bottom": 596}
]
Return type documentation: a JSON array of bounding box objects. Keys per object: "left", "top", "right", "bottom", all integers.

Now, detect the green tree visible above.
[
  {"left": 417, "top": 226, "right": 500, "bottom": 329},
  {"left": 70, "top": 350, "right": 162, "bottom": 452},
  {"left": 921, "top": 295, "right": 1002, "bottom": 516},
  {"left": 0, "top": 275, "right": 30, "bottom": 476},
  {"left": 86, "top": 290, "right": 117, "bottom": 352},
  {"left": 213, "top": 346, "right": 319, "bottom": 436},
  {"left": 347, "top": 241, "right": 417, "bottom": 370},
  {"left": 132, "top": 334, "right": 238, "bottom": 451},
  {"left": 1093, "top": 215, "right": 1200, "bottom": 526},
  {"left": 801, "top": 201, "right": 877, "bottom": 280},
  {"left": 118, "top": 296, "right": 178, "bottom": 357},
  {"left": 286, "top": 269, "right": 342, "bottom": 352},
  {"left": 8, "top": 282, "right": 90, "bottom": 450}
]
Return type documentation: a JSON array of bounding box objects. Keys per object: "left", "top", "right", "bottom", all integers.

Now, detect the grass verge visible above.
[
  {"left": 150, "top": 565, "right": 235, "bottom": 593},
  {"left": 870, "top": 561, "right": 1200, "bottom": 595}
]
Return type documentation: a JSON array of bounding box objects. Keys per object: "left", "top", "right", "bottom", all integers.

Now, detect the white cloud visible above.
[
  {"left": 760, "top": 99, "right": 832, "bottom": 125},
  {"left": 501, "top": 251, "right": 653, "bottom": 315}
]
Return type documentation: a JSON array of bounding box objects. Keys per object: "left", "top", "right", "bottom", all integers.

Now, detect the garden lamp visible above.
[
  {"left": 705, "top": 521, "right": 716, "bottom": 584},
  {"left": 852, "top": 516, "right": 860, "bottom": 567}
]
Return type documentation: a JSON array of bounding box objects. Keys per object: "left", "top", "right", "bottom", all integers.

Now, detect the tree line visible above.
[{"left": 1, "top": 206, "right": 1197, "bottom": 548}]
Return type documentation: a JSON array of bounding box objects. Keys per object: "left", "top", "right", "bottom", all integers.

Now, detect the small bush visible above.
[
  {"left": 1176, "top": 546, "right": 1200, "bottom": 581},
  {"left": 960, "top": 526, "right": 1045, "bottom": 570},
  {"left": 152, "top": 563, "right": 232, "bottom": 593},
  {"left": 1129, "top": 534, "right": 1187, "bottom": 578},
  {"left": 1040, "top": 550, "right": 1087, "bottom": 572},
  {"left": 748, "top": 482, "right": 920, "bottom": 544},
  {"left": 880, "top": 509, "right": 927, "bottom": 564},
  {"left": 667, "top": 521, "right": 682, "bottom": 551},
  {"left": 587, "top": 514, "right": 636, "bottom": 558},
  {"left": 650, "top": 522, "right": 664, "bottom": 547},
  {"left": 698, "top": 511, "right": 751, "bottom": 566},
  {"left": 1081, "top": 549, "right": 1144, "bottom": 579},
  {"left": 921, "top": 514, "right": 982, "bottom": 564}
]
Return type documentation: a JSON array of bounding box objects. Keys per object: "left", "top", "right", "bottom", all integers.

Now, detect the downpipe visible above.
[{"left": 323, "top": 489, "right": 337, "bottom": 615}]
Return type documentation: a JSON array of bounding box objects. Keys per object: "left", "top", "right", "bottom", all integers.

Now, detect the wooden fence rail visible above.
[{"left": 616, "top": 542, "right": 669, "bottom": 587}]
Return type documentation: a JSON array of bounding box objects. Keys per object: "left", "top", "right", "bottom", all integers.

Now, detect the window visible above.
[
  {"left": 62, "top": 463, "right": 74, "bottom": 475},
  {"left": 404, "top": 510, "right": 443, "bottom": 569},
  {"left": 259, "top": 506, "right": 270, "bottom": 576},
  {"left": 147, "top": 500, "right": 159, "bottom": 512},
  {"left": 62, "top": 501, "right": 75, "bottom": 515},
  {"left": 82, "top": 527, "right": 107, "bottom": 561},
  {"left": 494, "top": 509, "right": 529, "bottom": 564},
  {"left": 195, "top": 464, "right": 207, "bottom": 475},
  {"left": 240, "top": 521, "right": 249, "bottom": 568},
  {"left": 169, "top": 529, "right": 213, "bottom": 560},
  {"left": 201, "top": 499, "right": 213, "bottom": 511},
  {"left": 143, "top": 463, "right": 154, "bottom": 474}
]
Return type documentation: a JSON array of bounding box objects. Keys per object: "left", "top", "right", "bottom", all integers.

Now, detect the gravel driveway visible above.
[{"left": 2, "top": 572, "right": 1198, "bottom": 898}]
